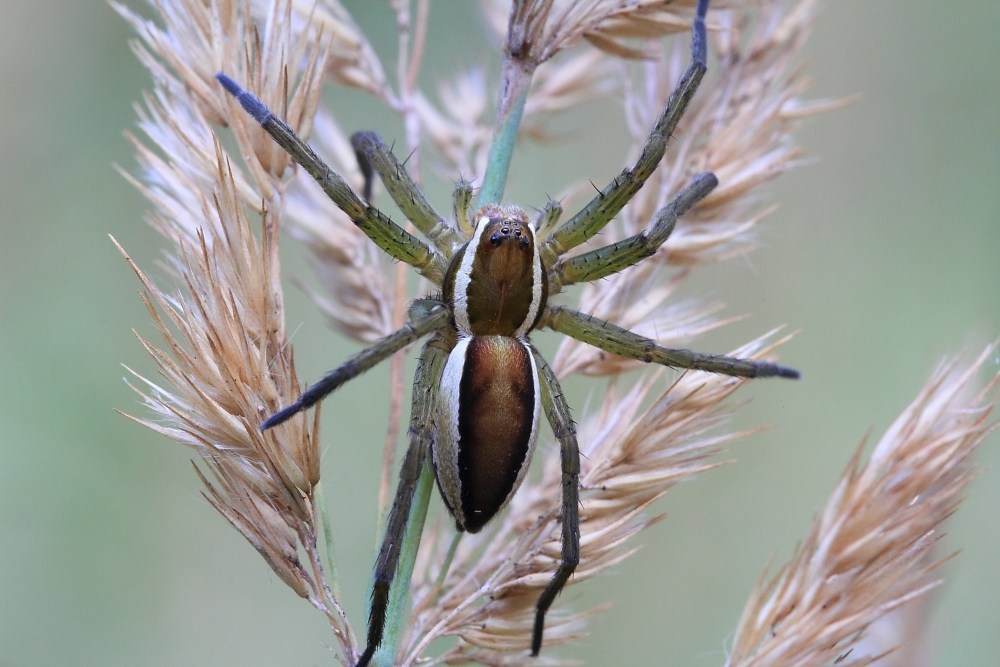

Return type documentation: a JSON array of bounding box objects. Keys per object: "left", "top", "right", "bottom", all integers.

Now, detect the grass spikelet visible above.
[
  {"left": 114, "top": 144, "right": 353, "bottom": 652},
  {"left": 725, "top": 347, "right": 1000, "bottom": 667}
]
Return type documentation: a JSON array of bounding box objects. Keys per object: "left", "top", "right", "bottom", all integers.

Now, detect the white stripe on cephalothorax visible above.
[
  {"left": 453, "top": 216, "right": 490, "bottom": 334},
  {"left": 434, "top": 335, "right": 472, "bottom": 528},
  {"left": 515, "top": 225, "right": 544, "bottom": 337}
]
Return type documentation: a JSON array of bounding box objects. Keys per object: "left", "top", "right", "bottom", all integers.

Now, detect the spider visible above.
[{"left": 217, "top": 1, "right": 796, "bottom": 664}]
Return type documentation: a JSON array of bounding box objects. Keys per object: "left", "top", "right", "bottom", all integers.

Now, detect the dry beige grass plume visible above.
[
  {"left": 726, "top": 349, "right": 999, "bottom": 667},
  {"left": 112, "top": 154, "right": 354, "bottom": 653},
  {"left": 113, "top": 1, "right": 998, "bottom": 666}
]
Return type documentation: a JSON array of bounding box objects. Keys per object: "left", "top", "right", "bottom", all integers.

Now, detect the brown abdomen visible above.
[{"left": 434, "top": 336, "right": 540, "bottom": 533}]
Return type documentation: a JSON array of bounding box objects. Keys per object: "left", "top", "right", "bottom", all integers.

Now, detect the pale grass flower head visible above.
[{"left": 726, "top": 348, "right": 999, "bottom": 667}]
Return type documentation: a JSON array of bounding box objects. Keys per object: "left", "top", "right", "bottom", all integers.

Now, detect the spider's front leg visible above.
[
  {"left": 528, "top": 347, "right": 581, "bottom": 656},
  {"left": 549, "top": 172, "right": 717, "bottom": 291},
  {"left": 538, "top": 0, "right": 710, "bottom": 265},
  {"left": 544, "top": 306, "right": 799, "bottom": 379},
  {"left": 260, "top": 300, "right": 449, "bottom": 430},
  {"left": 451, "top": 179, "right": 474, "bottom": 237},
  {"left": 216, "top": 74, "right": 448, "bottom": 283},
  {"left": 358, "top": 339, "right": 449, "bottom": 667},
  {"left": 351, "top": 132, "right": 464, "bottom": 253}
]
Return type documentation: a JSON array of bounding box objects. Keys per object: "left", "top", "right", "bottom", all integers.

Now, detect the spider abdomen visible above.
[{"left": 434, "top": 335, "right": 540, "bottom": 533}]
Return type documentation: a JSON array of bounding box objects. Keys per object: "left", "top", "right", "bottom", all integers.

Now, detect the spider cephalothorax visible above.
[
  {"left": 216, "top": 1, "right": 797, "bottom": 665},
  {"left": 444, "top": 204, "right": 546, "bottom": 338}
]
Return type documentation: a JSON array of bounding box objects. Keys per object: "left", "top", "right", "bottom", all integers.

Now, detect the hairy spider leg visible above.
[
  {"left": 545, "top": 305, "right": 800, "bottom": 379},
  {"left": 534, "top": 198, "right": 564, "bottom": 239},
  {"left": 528, "top": 347, "right": 581, "bottom": 656},
  {"left": 351, "top": 131, "right": 464, "bottom": 253},
  {"left": 260, "top": 301, "right": 449, "bottom": 431},
  {"left": 359, "top": 340, "right": 450, "bottom": 667},
  {"left": 215, "top": 73, "right": 448, "bottom": 284},
  {"left": 538, "top": 0, "right": 710, "bottom": 265},
  {"left": 551, "top": 172, "right": 717, "bottom": 290},
  {"left": 451, "top": 179, "right": 475, "bottom": 237}
]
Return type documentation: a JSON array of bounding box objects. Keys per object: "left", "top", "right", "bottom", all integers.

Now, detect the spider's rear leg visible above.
[
  {"left": 528, "top": 347, "right": 581, "bottom": 656},
  {"left": 260, "top": 300, "right": 449, "bottom": 431},
  {"left": 549, "top": 172, "right": 717, "bottom": 292},
  {"left": 544, "top": 305, "right": 800, "bottom": 379},
  {"left": 538, "top": 0, "right": 710, "bottom": 265},
  {"left": 358, "top": 339, "right": 449, "bottom": 667},
  {"left": 216, "top": 74, "right": 448, "bottom": 283}
]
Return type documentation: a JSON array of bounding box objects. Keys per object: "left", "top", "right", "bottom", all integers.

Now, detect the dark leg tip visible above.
[
  {"left": 215, "top": 72, "right": 272, "bottom": 125},
  {"left": 779, "top": 366, "right": 801, "bottom": 379},
  {"left": 215, "top": 72, "right": 242, "bottom": 96},
  {"left": 354, "top": 645, "right": 376, "bottom": 667},
  {"left": 696, "top": 171, "right": 719, "bottom": 191},
  {"left": 531, "top": 613, "right": 544, "bottom": 656},
  {"left": 767, "top": 363, "right": 800, "bottom": 380},
  {"left": 259, "top": 401, "right": 304, "bottom": 431}
]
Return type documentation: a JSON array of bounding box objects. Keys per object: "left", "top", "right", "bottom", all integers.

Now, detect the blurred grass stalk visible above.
[{"left": 112, "top": 0, "right": 999, "bottom": 665}]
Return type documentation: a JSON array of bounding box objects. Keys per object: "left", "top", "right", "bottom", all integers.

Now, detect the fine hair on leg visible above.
[
  {"left": 539, "top": 0, "right": 710, "bottom": 262},
  {"left": 260, "top": 302, "right": 449, "bottom": 431},
  {"left": 545, "top": 306, "right": 800, "bottom": 379}
]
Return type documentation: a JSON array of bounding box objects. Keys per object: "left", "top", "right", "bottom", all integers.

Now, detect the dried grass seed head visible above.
[
  {"left": 116, "top": 150, "right": 321, "bottom": 594},
  {"left": 726, "top": 348, "right": 1000, "bottom": 667},
  {"left": 117, "top": 0, "right": 356, "bottom": 653}
]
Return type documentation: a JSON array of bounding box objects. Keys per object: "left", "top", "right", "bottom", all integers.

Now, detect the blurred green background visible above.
[{"left": 1, "top": 1, "right": 998, "bottom": 665}]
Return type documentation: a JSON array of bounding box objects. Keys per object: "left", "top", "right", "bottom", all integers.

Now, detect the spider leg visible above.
[
  {"left": 452, "top": 179, "right": 474, "bottom": 237},
  {"left": 527, "top": 347, "right": 581, "bottom": 656},
  {"left": 260, "top": 300, "right": 450, "bottom": 431},
  {"left": 549, "top": 173, "right": 717, "bottom": 292},
  {"left": 351, "top": 132, "right": 465, "bottom": 253},
  {"left": 538, "top": 0, "right": 710, "bottom": 264},
  {"left": 216, "top": 74, "right": 448, "bottom": 283},
  {"left": 544, "top": 305, "right": 800, "bottom": 379},
  {"left": 535, "top": 198, "right": 563, "bottom": 239},
  {"left": 358, "top": 339, "right": 449, "bottom": 667}
]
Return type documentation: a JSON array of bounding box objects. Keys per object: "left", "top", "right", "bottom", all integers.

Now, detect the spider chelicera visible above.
[{"left": 217, "top": 1, "right": 797, "bottom": 664}]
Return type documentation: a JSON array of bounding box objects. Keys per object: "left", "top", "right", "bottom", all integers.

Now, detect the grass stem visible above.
[
  {"left": 314, "top": 481, "right": 341, "bottom": 600},
  {"left": 372, "top": 459, "right": 435, "bottom": 667},
  {"left": 478, "top": 57, "right": 534, "bottom": 205}
]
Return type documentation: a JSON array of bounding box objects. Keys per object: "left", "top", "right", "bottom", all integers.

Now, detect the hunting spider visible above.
[{"left": 218, "top": 0, "right": 797, "bottom": 664}]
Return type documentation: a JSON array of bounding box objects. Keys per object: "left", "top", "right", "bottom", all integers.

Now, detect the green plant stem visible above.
[
  {"left": 314, "top": 480, "right": 341, "bottom": 600},
  {"left": 372, "top": 459, "right": 435, "bottom": 667},
  {"left": 478, "top": 86, "right": 528, "bottom": 206},
  {"left": 432, "top": 531, "right": 461, "bottom": 598},
  {"left": 477, "top": 57, "right": 535, "bottom": 206}
]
